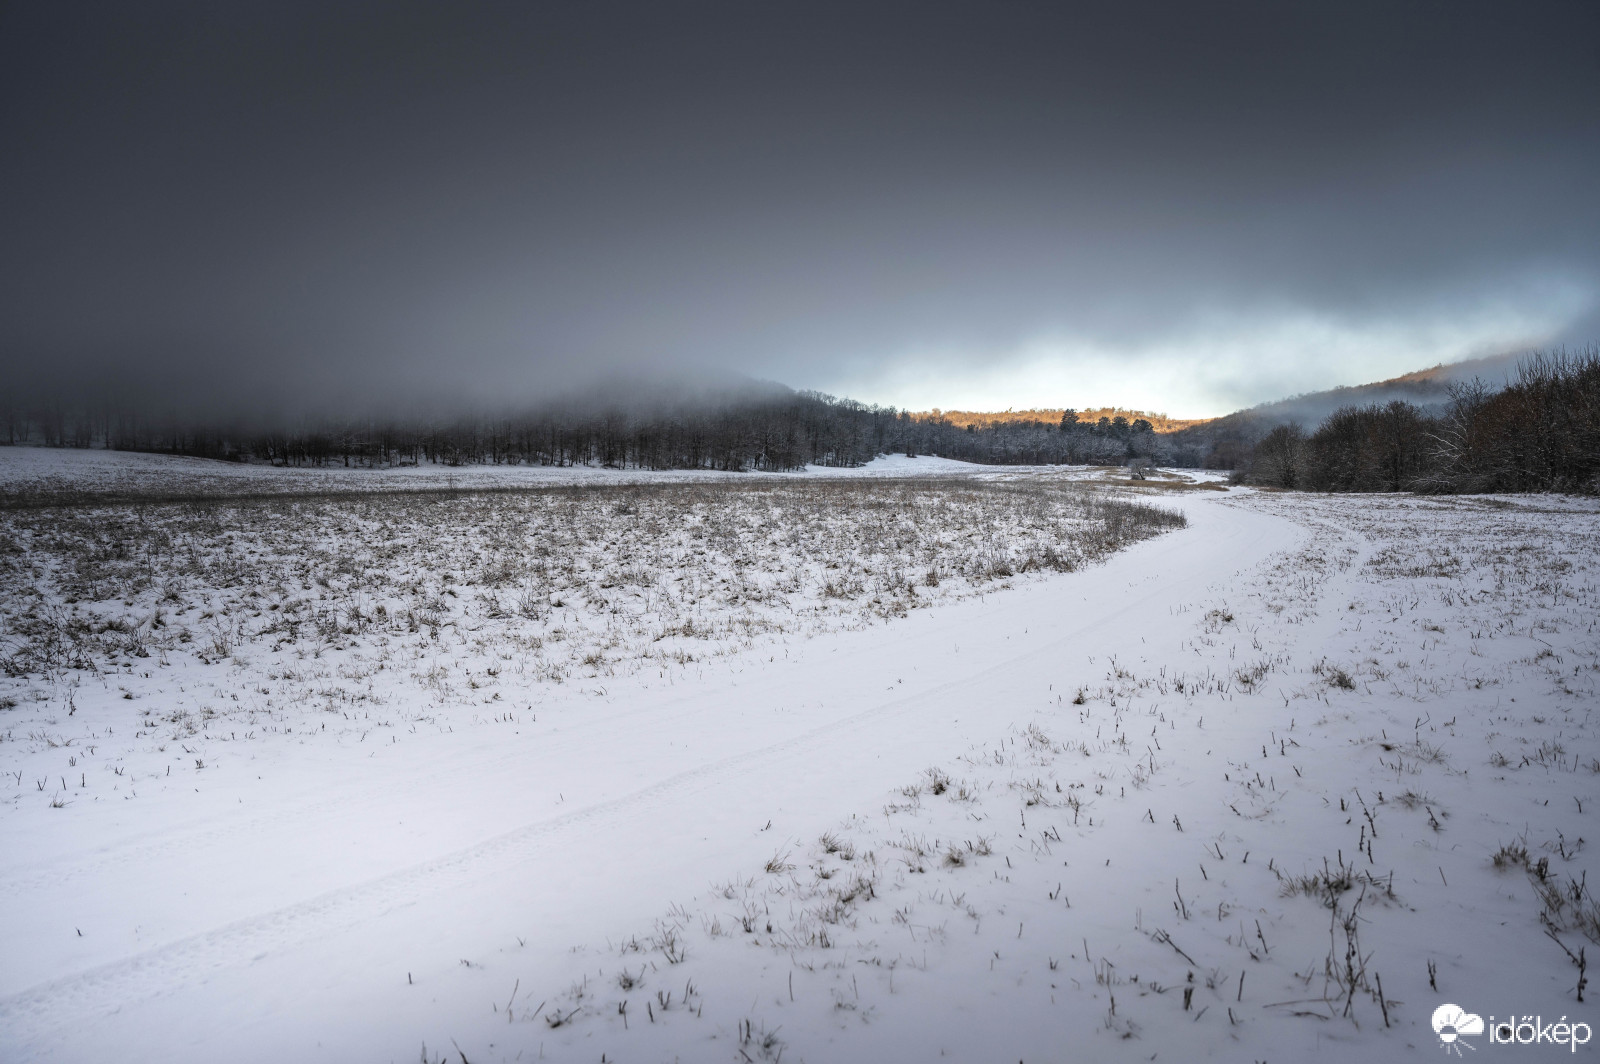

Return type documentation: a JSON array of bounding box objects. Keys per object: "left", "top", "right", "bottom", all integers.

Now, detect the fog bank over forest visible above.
[
  {"left": 4, "top": 346, "right": 1593, "bottom": 494},
  {"left": 0, "top": 366, "right": 1194, "bottom": 472}
]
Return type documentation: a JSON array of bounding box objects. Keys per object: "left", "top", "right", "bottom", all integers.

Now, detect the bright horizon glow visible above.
[{"left": 814, "top": 283, "right": 1594, "bottom": 418}]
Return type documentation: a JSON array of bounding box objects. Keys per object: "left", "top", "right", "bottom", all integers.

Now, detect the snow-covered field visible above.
[
  {"left": 1, "top": 449, "right": 1595, "bottom": 1062},
  {"left": 0, "top": 446, "right": 1215, "bottom": 504}
]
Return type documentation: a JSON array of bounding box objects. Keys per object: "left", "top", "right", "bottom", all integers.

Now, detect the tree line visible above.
[
  {"left": 1234, "top": 349, "right": 1600, "bottom": 494},
  {"left": 9, "top": 348, "right": 1592, "bottom": 492},
  {"left": 0, "top": 388, "right": 1202, "bottom": 470}
]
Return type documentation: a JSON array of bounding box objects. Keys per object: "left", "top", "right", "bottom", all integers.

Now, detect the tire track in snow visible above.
[
  {"left": 0, "top": 493, "right": 1292, "bottom": 1054},
  {"left": 0, "top": 494, "right": 1205, "bottom": 900}
]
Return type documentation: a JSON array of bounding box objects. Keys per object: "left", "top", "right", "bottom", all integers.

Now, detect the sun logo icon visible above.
[{"left": 1433, "top": 1004, "right": 1484, "bottom": 1055}]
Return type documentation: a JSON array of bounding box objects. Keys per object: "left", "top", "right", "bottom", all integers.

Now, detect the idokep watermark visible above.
[
  {"left": 1433, "top": 1003, "right": 1593, "bottom": 1054},
  {"left": 1487, "top": 1015, "right": 1593, "bottom": 1053}
]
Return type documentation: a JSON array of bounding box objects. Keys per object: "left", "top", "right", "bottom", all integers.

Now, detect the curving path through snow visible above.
[{"left": 0, "top": 490, "right": 1299, "bottom": 1062}]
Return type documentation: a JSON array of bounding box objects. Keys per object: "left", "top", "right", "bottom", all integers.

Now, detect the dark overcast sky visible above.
[{"left": 3, "top": 1, "right": 1597, "bottom": 417}]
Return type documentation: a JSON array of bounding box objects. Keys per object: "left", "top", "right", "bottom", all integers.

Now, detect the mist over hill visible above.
[
  {"left": 1167, "top": 349, "right": 1533, "bottom": 467},
  {"left": 1229, "top": 347, "right": 1600, "bottom": 494},
  {"left": 0, "top": 375, "right": 1188, "bottom": 472},
  {"left": 1, "top": 346, "right": 1588, "bottom": 484}
]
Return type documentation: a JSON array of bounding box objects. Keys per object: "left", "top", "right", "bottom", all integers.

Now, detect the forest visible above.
[
  {"left": 1234, "top": 349, "right": 1600, "bottom": 494},
  {"left": 0, "top": 388, "right": 1205, "bottom": 471},
  {"left": 3, "top": 349, "right": 1594, "bottom": 494}
]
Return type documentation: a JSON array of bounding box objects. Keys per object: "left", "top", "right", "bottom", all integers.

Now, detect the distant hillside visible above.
[
  {"left": 1170, "top": 349, "right": 1530, "bottom": 467},
  {"left": 911, "top": 407, "right": 1211, "bottom": 434},
  {"left": 1243, "top": 349, "right": 1524, "bottom": 422},
  {"left": 4, "top": 347, "right": 1561, "bottom": 475}
]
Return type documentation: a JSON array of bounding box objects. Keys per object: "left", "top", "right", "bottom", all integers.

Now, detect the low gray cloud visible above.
[{"left": 3, "top": 2, "right": 1596, "bottom": 417}]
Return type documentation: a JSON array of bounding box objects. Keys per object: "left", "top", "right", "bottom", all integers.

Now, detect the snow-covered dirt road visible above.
[{"left": 2, "top": 479, "right": 1596, "bottom": 1063}]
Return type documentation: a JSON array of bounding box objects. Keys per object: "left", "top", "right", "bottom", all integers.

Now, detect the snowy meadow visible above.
[
  {"left": 0, "top": 476, "right": 1181, "bottom": 697},
  {"left": 0, "top": 453, "right": 1596, "bottom": 1063}
]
